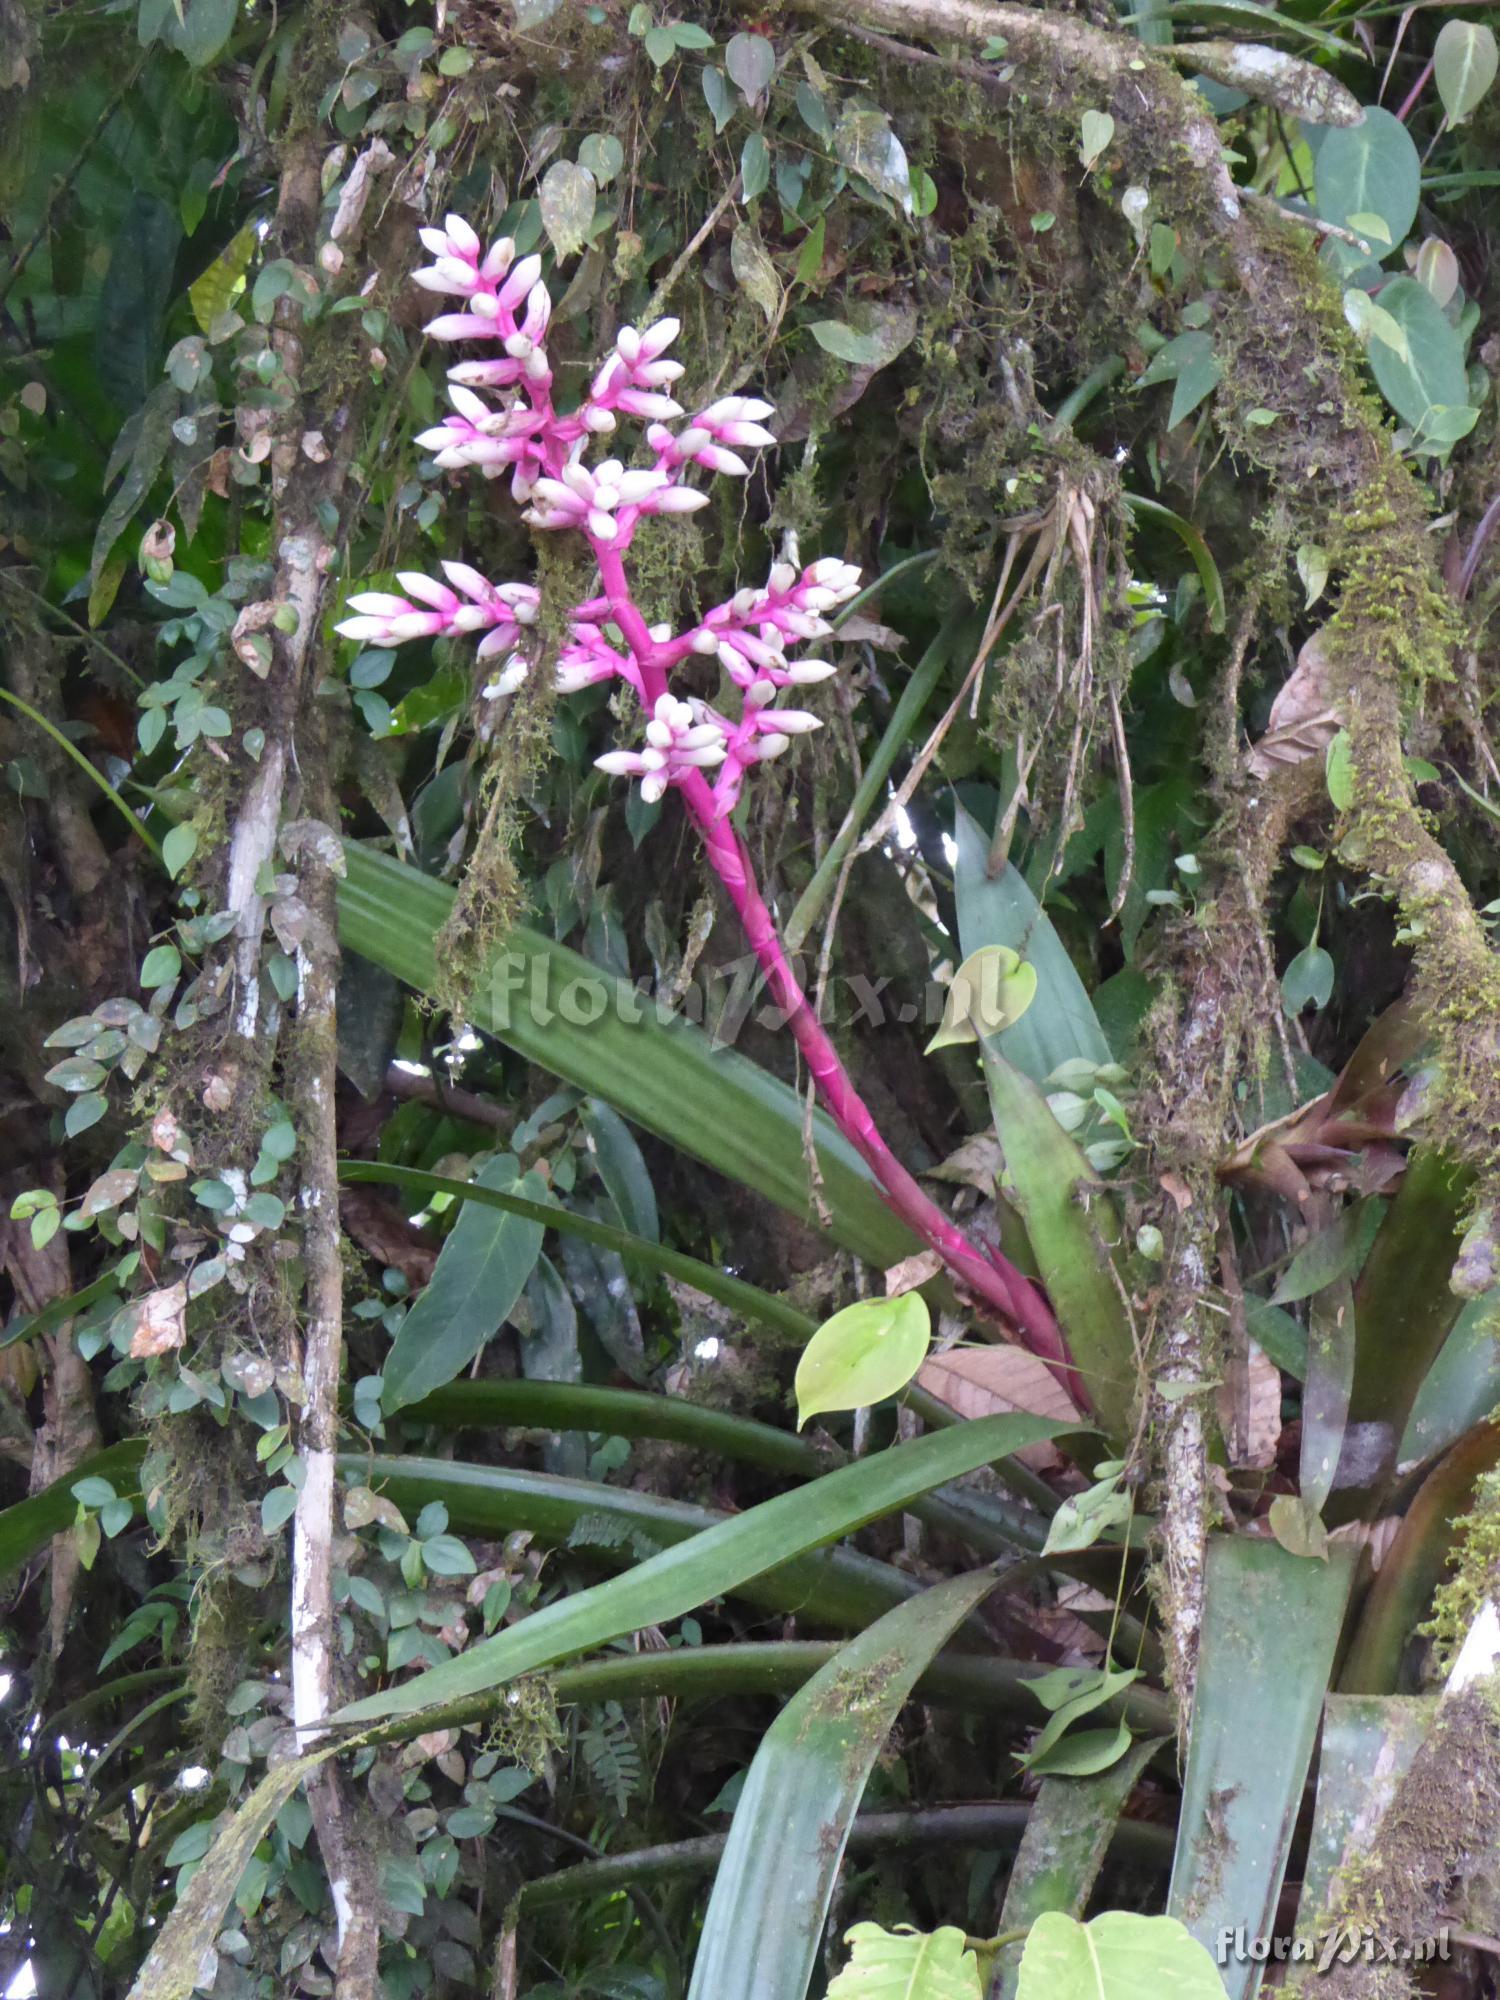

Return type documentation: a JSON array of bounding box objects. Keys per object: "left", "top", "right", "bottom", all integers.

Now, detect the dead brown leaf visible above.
[
  {"left": 885, "top": 1251, "right": 943, "bottom": 1296},
  {"left": 917, "top": 1342, "right": 1081, "bottom": 1471},
  {"left": 130, "top": 1282, "right": 187, "bottom": 1358},
  {"left": 1219, "top": 1335, "right": 1282, "bottom": 1470},
  {"left": 1158, "top": 1171, "right": 1193, "bottom": 1213},
  {"left": 1246, "top": 631, "right": 1343, "bottom": 779},
  {"left": 928, "top": 1131, "right": 1003, "bottom": 1194}
]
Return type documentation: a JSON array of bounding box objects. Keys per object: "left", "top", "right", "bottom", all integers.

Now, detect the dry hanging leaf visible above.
[
  {"left": 1158, "top": 1171, "right": 1193, "bottom": 1212},
  {"left": 1246, "top": 631, "right": 1343, "bottom": 778},
  {"left": 884, "top": 1250, "right": 943, "bottom": 1296},
  {"left": 928, "top": 1130, "right": 1003, "bottom": 1194},
  {"left": 130, "top": 1281, "right": 187, "bottom": 1358},
  {"left": 917, "top": 1342, "right": 1081, "bottom": 1470},
  {"left": 1219, "top": 1335, "right": 1282, "bottom": 1469}
]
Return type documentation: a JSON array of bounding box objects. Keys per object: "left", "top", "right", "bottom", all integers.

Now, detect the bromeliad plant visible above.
[{"left": 336, "top": 214, "right": 1074, "bottom": 1389}]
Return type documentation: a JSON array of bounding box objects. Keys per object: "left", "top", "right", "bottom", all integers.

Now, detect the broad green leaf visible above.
[
  {"left": 794, "top": 1293, "right": 931, "bottom": 1427},
  {"left": 731, "top": 222, "right": 782, "bottom": 322},
  {"left": 172, "top": 0, "right": 239, "bottom": 67},
  {"left": 1024, "top": 1719, "right": 1133, "bottom": 1777},
  {"left": 725, "top": 29, "right": 775, "bottom": 101},
  {"left": 402, "top": 1377, "right": 1053, "bottom": 1565},
  {"left": 979, "top": 1051, "right": 1135, "bottom": 1442},
  {"left": 336, "top": 845, "right": 913, "bottom": 1271},
  {"left": 926, "top": 945, "right": 1037, "bottom": 1052},
  {"left": 334, "top": 1412, "right": 1069, "bottom": 1719},
  {"left": 1270, "top": 1199, "right": 1381, "bottom": 1305},
  {"left": 1340, "top": 1418, "right": 1500, "bottom": 1693},
  {"left": 89, "top": 382, "right": 176, "bottom": 599},
  {"left": 380, "top": 1157, "right": 545, "bottom": 1413},
  {"left": 833, "top": 105, "right": 913, "bottom": 211},
  {"left": 1433, "top": 20, "right": 1498, "bottom": 126},
  {"left": 1019, "top": 1664, "right": 1139, "bottom": 1767},
  {"left": 1299, "top": 1279, "right": 1353, "bottom": 1515},
  {"left": 1017, "top": 1912, "right": 1229, "bottom": 2000},
  {"left": 577, "top": 133, "right": 624, "bottom": 187},
  {"left": 1362, "top": 275, "right": 1470, "bottom": 429},
  {"left": 1280, "top": 942, "right": 1333, "bottom": 1014},
  {"left": 702, "top": 65, "right": 735, "bottom": 132},
  {"left": 952, "top": 803, "right": 1112, "bottom": 1084},
  {"left": 1266, "top": 1492, "right": 1329, "bottom": 1560},
  {"left": 1136, "top": 329, "right": 1220, "bottom": 428},
  {"left": 809, "top": 319, "right": 882, "bottom": 364},
  {"left": 96, "top": 195, "right": 181, "bottom": 411},
  {"left": 1168, "top": 1537, "right": 1355, "bottom": 1999},
  {"left": 162, "top": 821, "right": 198, "bottom": 879},
  {"left": 1345, "top": 1147, "right": 1471, "bottom": 1503},
  {"left": 127, "top": 1748, "right": 328, "bottom": 2000},
  {"left": 1313, "top": 106, "right": 1420, "bottom": 249},
  {"left": 1415, "top": 237, "right": 1460, "bottom": 308},
  {"left": 1399, "top": 1289, "right": 1500, "bottom": 1465},
  {"left": 828, "top": 1925, "right": 982, "bottom": 2000},
  {"left": 349, "top": 1454, "right": 923, "bottom": 1633},
  {"left": 688, "top": 1571, "right": 998, "bottom": 2000},
  {"left": 1342, "top": 287, "right": 1410, "bottom": 363},
  {"left": 740, "top": 131, "right": 770, "bottom": 201}
]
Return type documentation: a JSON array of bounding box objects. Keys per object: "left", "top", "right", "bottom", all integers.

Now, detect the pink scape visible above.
[{"left": 337, "top": 213, "right": 1074, "bottom": 1388}]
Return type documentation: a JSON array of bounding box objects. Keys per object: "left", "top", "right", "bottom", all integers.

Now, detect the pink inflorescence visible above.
[{"left": 335, "top": 211, "right": 861, "bottom": 816}]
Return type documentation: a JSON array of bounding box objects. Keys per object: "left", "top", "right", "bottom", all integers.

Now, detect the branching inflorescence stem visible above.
[{"left": 338, "top": 213, "right": 1072, "bottom": 1384}]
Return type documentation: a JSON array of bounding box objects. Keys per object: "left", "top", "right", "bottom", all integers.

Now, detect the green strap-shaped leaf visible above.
[
  {"left": 1168, "top": 1536, "right": 1356, "bottom": 2000},
  {"left": 688, "top": 1571, "right": 1001, "bottom": 2000},
  {"left": 979, "top": 1049, "right": 1135, "bottom": 1442},
  {"left": 348, "top": 1453, "right": 947, "bottom": 1635},
  {"left": 336, "top": 843, "right": 914, "bottom": 1268},
  {"left": 379, "top": 1156, "right": 546, "bottom": 1414},
  {"left": 0, "top": 1439, "right": 146, "bottom": 1577},
  {"left": 1296, "top": 1694, "right": 1435, "bottom": 1930},
  {"left": 335, "top": 1412, "right": 1070, "bottom": 1721},
  {"left": 952, "top": 802, "right": 1113, "bottom": 1084},
  {"left": 994, "top": 1736, "right": 1165, "bottom": 1998}
]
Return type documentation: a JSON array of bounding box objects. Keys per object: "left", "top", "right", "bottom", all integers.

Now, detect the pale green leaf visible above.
[
  {"left": 538, "top": 160, "right": 596, "bottom": 261},
  {"left": 1434, "top": 20, "right": 1498, "bottom": 126},
  {"left": 926, "top": 945, "right": 1037, "bottom": 1052},
  {"left": 795, "top": 1293, "right": 931, "bottom": 1427},
  {"left": 1017, "top": 1912, "right": 1230, "bottom": 2000},
  {"left": 1079, "top": 108, "right": 1115, "bottom": 168},
  {"left": 162, "top": 822, "right": 198, "bottom": 880},
  {"left": 829, "top": 1924, "right": 983, "bottom": 2000},
  {"left": 725, "top": 30, "right": 775, "bottom": 101}
]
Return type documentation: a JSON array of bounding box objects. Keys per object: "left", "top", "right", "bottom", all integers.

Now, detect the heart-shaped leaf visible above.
[{"left": 794, "top": 1293, "right": 931, "bottom": 1428}]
